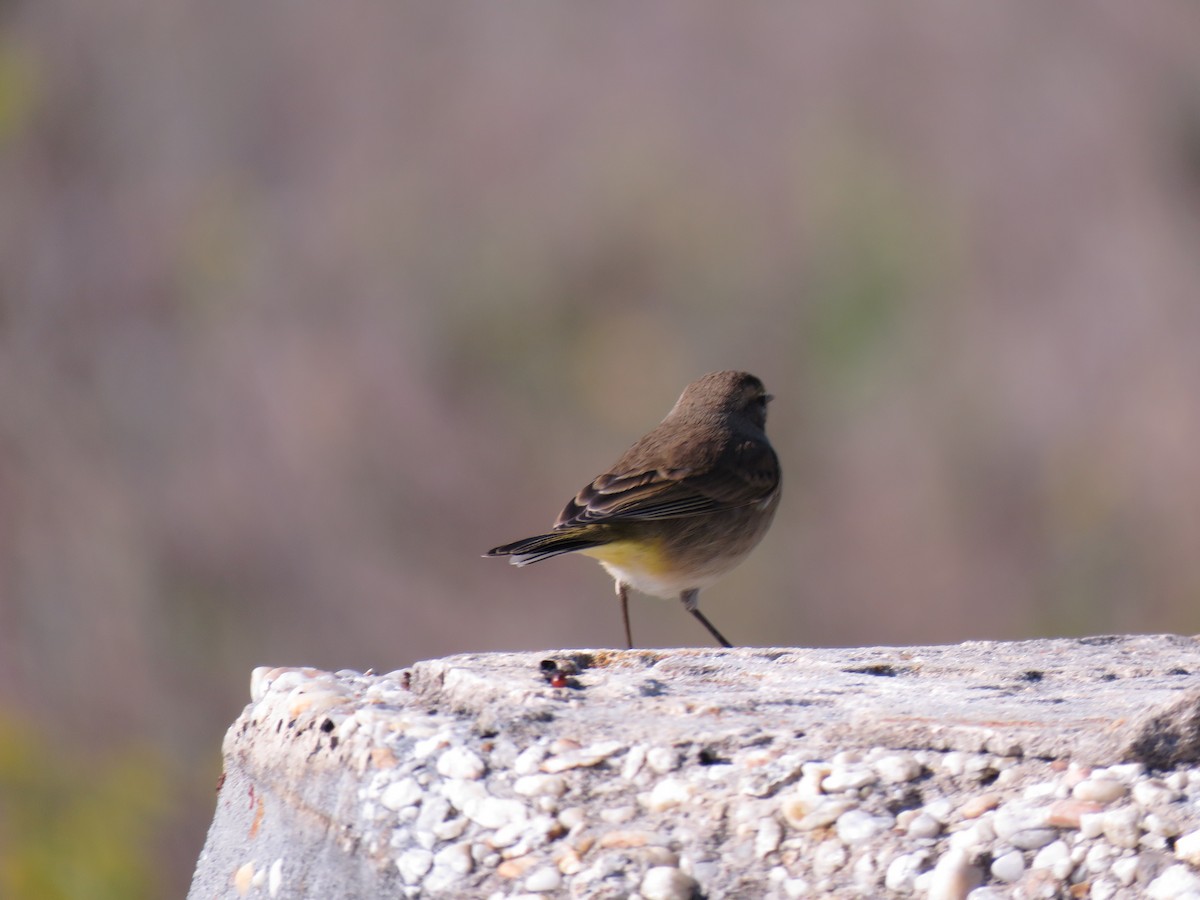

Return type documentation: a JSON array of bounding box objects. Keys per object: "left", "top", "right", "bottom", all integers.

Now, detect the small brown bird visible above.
[{"left": 485, "top": 370, "right": 781, "bottom": 648}]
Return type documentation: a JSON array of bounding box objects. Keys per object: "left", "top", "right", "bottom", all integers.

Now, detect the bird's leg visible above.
[
  {"left": 680, "top": 588, "right": 733, "bottom": 648},
  {"left": 618, "top": 581, "right": 634, "bottom": 650}
]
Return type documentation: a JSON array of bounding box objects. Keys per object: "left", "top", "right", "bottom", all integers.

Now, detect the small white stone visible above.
[
  {"left": 1133, "top": 778, "right": 1180, "bottom": 808},
  {"left": 993, "top": 802, "right": 1046, "bottom": 841},
  {"left": 557, "top": 806, "right": 586, "bottom": 830},
  {"left": 755, "top": 817, "right": 783, "bottom": 858},
  {"left": 514, "top": 745, "right": 547, "bottom": 776},
  {"left": 1104, "top": 762, "right": 1145, "bottom": 782},
  {"left": 941, "top": 751, "right": 968, "bottom": 776},
  {"left": 1177, "top": 829, "right": 1200, "bottom": 865},
  {"left": 923, "top": 799, "right": 955, "bottom": 823},
  {"left": 646, "top": 747, "right": 681, "bottom": 774},
  {"left": 413, "top": 734, "right": 449, "bottom": 760},
  {"left": 1008, "top": 827, "right": 1057, "bottom": 850},
  {"left": 1090, "top": 878, "right": 1119, "bottom": 900},
  {"left": 822, "top": 766, "right": 878, "bottom": 793},
  {"left": 948, "top": 819, "right": 995, "bottom": 853},
  {"left": 540, "top": 740, "right": 623, "bottom": 773},
  {"left": 599, "top": 806, "right": 637, "bottom": 824},
  {"left": 640, "top": 866, "right": 698, "bottom": 900},
  {"left": 884, "top": 852, "right": 929, "bottom": 892},
  {"left": 642, "top": 778, "right": 694, "bottom": 812},
  {"left": 1166, "top": 771, "right": 1189, "bottom": 792},
  {"left": 380, "top": 778, "right": 424, "bottom": 811},
  {"left": 465, "top": 796, "right": 528, "bottom": 830},
  {"left": 812, "top": 839, "right": 848, "bottom": 877},
  {"left": 437, "top": 747, "right": 486, "bottom": 780},
  {"left": 1031, "top": 840, "right": 1069, "bottom": 875},
  {"left": 513, "top": 774, "right": 567, "bottom": 798},
  {"left": 835, "top": 809, "right": 892, "bottom": 845},
  {"left": 1079, "top": 811, "right": 1106, "bottom": 839},
  {"left": 875, "top": 753, "right": 923, "bottom": 784},
  {"left": 1072, "top": 776, "right": 1128, "bottom": 804},
  {"left": 268, "top": 858, "right": 284, "bottom": 897},
  {"left": 487, "top": 822, "right": 523, "bottom": 848},
  {"left": 1148, "top": 864, "right": 1200, "bottom": 899},
  {"left": 1111, "top": 855, "right": 1139, "bottom": 886},
  {"left": 1022, "top": 780, "right": 1059, "bottom": 801},
  {"left": 396, "top": 849, "right": 433, "bottom": 885},
  {"left": 906, "top": 812, "right": 943, "bottom": 840},
  {"left": 990, "top": 850, "right": 1025, "bottom": 883},
  {"left": 1146, "top": 811, "right": 1182, "bottom": 837},
  {"left": 1102, "top": 806, "right": 1142, "bottom": 849},
  {"left": 783, "top": 798, "right": 856, "bottom": 831},
  {"left": 432, "top": 816, "right": 468, "bottom": 841},
  {"left": 523, "top": 867, "right": 562, "bottom": 892},
  {"left": 783, "top": 877, "right": 811, "bottom": 898},
  {"left": 1084, "top": 843, "right": 1116, "bottom": 874},
  {"left": 927, "top": 848, "right": 983, "bottom": 900},
  {"left": 433, "top": 842, "right": 473, "bottom": 876}
]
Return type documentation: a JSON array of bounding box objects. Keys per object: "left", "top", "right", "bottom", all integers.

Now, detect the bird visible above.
[{"left": 485, "top": 370, "right": 781, "bottom": 648}]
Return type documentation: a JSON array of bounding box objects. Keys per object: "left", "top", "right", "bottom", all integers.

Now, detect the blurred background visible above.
[{"left": 2, "top": 1, "right": 1199, "bottom": 896}]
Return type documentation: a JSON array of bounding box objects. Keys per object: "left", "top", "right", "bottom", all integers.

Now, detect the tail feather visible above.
[{"left": 485, "top": 530, "right": 605, "bottom": 567}]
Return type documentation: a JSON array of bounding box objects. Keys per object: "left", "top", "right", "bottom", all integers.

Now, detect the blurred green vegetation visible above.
[{"left": 0, "top": 715, "right": 169, "bottom": 900}]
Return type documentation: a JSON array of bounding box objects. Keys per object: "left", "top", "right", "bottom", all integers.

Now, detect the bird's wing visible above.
[{"left": 554, "top": 439, "right": 779, "bottom": 528}]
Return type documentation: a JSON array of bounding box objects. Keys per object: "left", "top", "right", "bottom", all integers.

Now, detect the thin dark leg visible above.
[
  {"left": 681, "top": 589, "right": 733, "bottom": 648},
  {"left": 618, "top": 582, "right": 633, "bottom": 649}
]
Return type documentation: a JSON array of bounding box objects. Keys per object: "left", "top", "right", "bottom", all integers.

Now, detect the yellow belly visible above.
[{"left": 579, "top": 539, "right": 697, "bottom": 599}]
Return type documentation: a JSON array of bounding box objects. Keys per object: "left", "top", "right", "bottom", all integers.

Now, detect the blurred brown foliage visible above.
[{"left": 2, "top": 1, "right": 1199, "bottom": 895}]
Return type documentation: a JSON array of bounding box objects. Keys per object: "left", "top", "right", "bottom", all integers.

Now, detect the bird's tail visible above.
[{"left": 484, "top": 529, "right": 606, "bottom": 566}]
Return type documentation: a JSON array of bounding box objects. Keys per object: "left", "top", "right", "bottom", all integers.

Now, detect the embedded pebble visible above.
[
  {"left": 1045, "top": 798, "right": 1102, "bottom": 828},
  {"left": 1110, "top": 855, "right": 1140, "bottom": 886},
  {"left": 990, "top": 849, "right": 1025, "bottom": 883},
  {"left": 464, "top": 796, "right": 528, "bottom": 830},
  {"left": 812, "top": 839, "right": 848, "bottom": 877},
  {"left": 646, "top": 747, "right": 681, "bottom": 774},
  {"left": 396, "top": 849, "right": 433, "bottom": 885},
  {"left": 993, "top": 802, "right": 1045, "bottom": 841},
  {"left": 380, "top": 778, "right": 423, "bottom": 811},
  {"left": 1030, "top": 840, "right": 1071, "bottom": 877},
  {"left": 1008, "top": 827, "right": 1057, "bottom": 850},
  {"left": 905, "top": 812, "right": 943, "bottom": 839},
  {"left": 1101, "top": 806, "right": 1142, "bottom": 849},
  {"left": 1132, "top": 778, "right": 1180, "bottom": 808},
  {"left": 1073, "top": 777, "right": 1128, "bottom": 803},
  {"left": 835, "top": 809, "right": 892, "bottom": 845},
  {"left": 599, "top": 805, "right": 637, "bottom": 824},
  {"left": 268, "top": 858, "right": 283, "bottom": 897},
  {"left": 755, "top": 817, "right": 783, "bottom": 858},
  {"left": 1176, "top": 828, "right": 1200, "bottom": 865},
  {"left": 642, "top": 778, "right": 694, "bottom": 812},
  {"left": 432, "top": 842, "right": 473, "bottom": 875},
  {"left": 783, "top": 797, "right": 857, "bottom": 831},
  {"left": 513, "top": 774, "right": 568, "bottom": 798},
  {"left": 436, "top": 747, "right": 485, "bottom": 780},
  {"left": 875, "top": 752, "right": 923, "bottom": 784},
  {"left": 541, "top": 740, "right": 623, "bottom": 773},
  {"left": 822, "top": 766, "right": 878, "bottom": 793},
  {"left": 1148, "top": 864, "right": 1200, "bottom": 899},
  {"left": 884, "top": 851, "right": 929, "bottom": 892},
  {"left": 523, "top": 867, "right": 562, "bottom": 892},
  {"left": 640, "top": 865, "right": 698, "bottom": 900},
  {"left": 958, "top": 792, "right": 1001, "bottom": 819},
  {"left": 927, "top": 848, "right": 983, "bottom": 900}
]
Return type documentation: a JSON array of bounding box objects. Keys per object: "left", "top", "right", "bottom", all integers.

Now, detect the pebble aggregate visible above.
[{"left": 226, "top": 665, "right": 1200, "bottom": 898}]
